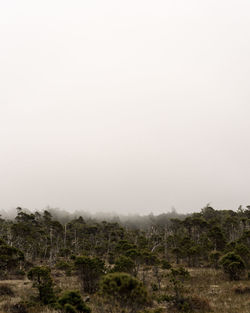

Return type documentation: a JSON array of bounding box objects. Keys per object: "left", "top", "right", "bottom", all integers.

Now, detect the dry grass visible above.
[
  {"left": 53, "top": 274, "right": 81, "bottom": 292},
  {"left": 0, "top": 280, "right": 32, "bottom": 298},
  {"left": 136, "top": 267, "right": 250, "bottom": 313},
  {"left": 0, "top": 269, "right": 249, "bottom": 313},
  {"left": 0, "top": 280, "right": 34, "bottom": 313},
  {"left": 186, "top": 268, "right": 250, "bottom": 313}
]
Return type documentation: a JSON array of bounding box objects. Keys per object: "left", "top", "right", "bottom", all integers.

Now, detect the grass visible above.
[
  {"left": 185, "top": 268, "right": 250, "bottom": 313},
  {"left": 0, "top": 268, "right": 249, "bottom": 313}
]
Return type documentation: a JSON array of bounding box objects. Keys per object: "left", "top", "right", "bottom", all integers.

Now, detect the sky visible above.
[{"left": 0, "top": 0, "right": 250, "bottom": 215}]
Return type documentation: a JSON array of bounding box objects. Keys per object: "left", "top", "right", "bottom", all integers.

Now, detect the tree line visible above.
[{"left": 0, "top": 205, "right": 249, "bottom": 312}]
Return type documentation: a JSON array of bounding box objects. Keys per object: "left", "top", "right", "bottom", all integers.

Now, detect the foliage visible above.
[
  {"left": 170, "top": 267, "right": 189, "bottom": 297},
  {"left": 58, "top": 291, "right": 91, "bottom": 313},
  {"left": 100, "top": 272, "right": 150, "bottom": 312},
  {"left": 0, "top": 206, "right": 250, "bottom": 312},
  {"left": 209, "top": 250, "right": 221, "bottom": 269},
  {"left": 0, "top": 242, "right": 24, "bottom": 277},
  {"left": 161, "top": 259, "right": 171, "bottom": 269},
  {"left": 56, "top": 260, "right": 72, "bottom": 276},
  {"left": 234, "top": 243, "right": 250, "bottom": 267},
  {"left": 159, "top": 267, "right": 191, "bottom": 310},
  {"left": 113, "top": 255, "right": 135, "bottom": 275},
  {"left": 27, "top": 266, "right": 56, "bottom": 304},
  {"left": 220, "top": 252, "right": 245, "bottom": 280},
  {"left": 74, "top": 256, "right": 105, "bottom": 293}
]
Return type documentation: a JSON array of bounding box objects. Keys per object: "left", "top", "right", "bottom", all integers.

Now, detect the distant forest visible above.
[
  {"left": 0, "top": 205, "right": 249, "bottom": 313},
  {"left": 0, "top": 205, "right": 249, "bottom": 265}
]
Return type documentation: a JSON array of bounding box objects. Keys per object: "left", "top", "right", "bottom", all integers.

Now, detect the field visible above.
[{"left": 0, "top": 268, "right": 249, "bottom": 313}]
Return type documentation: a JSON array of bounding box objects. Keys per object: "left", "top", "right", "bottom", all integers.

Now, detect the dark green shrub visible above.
[
  {"left": 113, "top": 255, "right": 135, "bottom": 274},
  {"left": 0, "top": 244, "right": 24, "bottom": 277},
  {"left": 27, "top": 266, "right": 56, "bottom": 304},
  {"left": 56, "top": 260, "right": 72, "bottom": 276},
  {"left": 58, "top": 291, "right": 91, "bottom": 313},
  {"left": 74, "top": 256, "right": 105, "bottom": 293},
  {"left": 158, "top": 267, "right": 190, "bottom": 311},
  {"left": 234, "top": 243, "right": 250, "bottom": 267},
  {"left": 161, "top": 260, "right": 171, "bottom": 270},
  {"left": 220, "top": 252, "right": 245, "bottom": 280},
  {"left": 169, "top": 267, "right": 190, "bottom": 302},
  {"left": 107, "top": 252, "right": 115, "bottom": 264},
  {"left": 65, "top": 304, "right": 77, "bottom": 313},
  {"left": 100, "top": 272, "right": 150, "bottom": 312},
  {"left": 209, "top": 250, "right": 221, "bottom": 269}
]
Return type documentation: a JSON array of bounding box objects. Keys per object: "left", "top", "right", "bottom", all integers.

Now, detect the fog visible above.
[{"left": 1, "top": 1, "right": 250, "bottom": 215}]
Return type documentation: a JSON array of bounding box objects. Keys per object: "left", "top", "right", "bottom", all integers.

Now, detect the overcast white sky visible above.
[{"left": 0, "top": 0, "right": 250, "bottom": 215}]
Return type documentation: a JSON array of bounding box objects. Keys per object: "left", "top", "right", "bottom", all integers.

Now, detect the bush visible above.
[
  {"left": 234, "top": 243, "right": 250, "bottom": 267},
  {"left": 0, "top": 284, "right": 14, "bottom": 296},
  {"left": 158, "top": 267, "right": 190, "bottom": 312},
  {"left": 56, "top": 260, "right": 72, "bottom": 276},
  {"left": 113, "top": 255, "right": 135, "bottom": 274},
  {"left": 74, "top": 256, "right": 105, "bottom": 293},
  {"left": 58, "top": 291, "right": 91, "bottom": 313},
  {"left": 168, "top": 267, "right": 190, "bottom": 303},
  {"left": 65, "top": 304, "right": 77, "bottom": 313},
  {"left": 107, "top": 252, "right": 115, "bottom": 264},
  {"left": 100, "top": 272, "right": 150, "bottom": 312},
  {"left": 0, "top": 244, "right": 24, "bottom": 276},
  {"left": 220, "top": 252, "right": 245, "bottom": 280},
  {"left": 161, "top": 260, "right": 171, "bottom": 270},
  {"left": 27, "top": 266, "right": 56, "bottom": 304},
  {"left": 209, "top": 250, "right": 221, "bottom": 269}
]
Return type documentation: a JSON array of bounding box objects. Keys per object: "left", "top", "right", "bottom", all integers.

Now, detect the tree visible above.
[
  {"left": 152, "top": 263, "right": 164, "bottom": 290},
  {"left": 27, "top": 266, "right": 55, "bottom": 304},
  {"left": 74, "top": 256, "right": 105, "bottom": 293},
  {"left": 113, "top": 255, "right": 135, "bottom": 275},
  {"left": 220, "top": 252, "right": 245, "bottom": 280},
  {"left": 125, "top": 248, "right": 142, "bottom": 276},
  {"left": 209, "top": 250, "right": 221, "bottom": 269},
  {"left": 58, "top": 291, "right": 91, "bottom": 313},
  {"left": 234, "top": 243, "right": 250, "bottom": 268},
  {"left": 168, "top": 267, "right": 190, "bottom": 304},
  {"left": 0, "top": 241, "right": 24, "bottom": 277},
  {"left": 208, "top": 226, "right": 226, "bottom": 251},
  {"left": 172, "top": 247, "right": 182, "bottom": 265},
  {"left": 12, "top": 209, "right": 44, "bottom": 260},
  {"left": 100, "top": 272, "right": 150, "bottom": 313}
]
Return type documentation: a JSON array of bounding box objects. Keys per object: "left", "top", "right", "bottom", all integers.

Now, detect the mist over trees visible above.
[
  {"left": 0, "top": 206, "right": 186, "bottom": 229},
  {"left": 0, "top": 205, "right": 249, "bottom": 313}
]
